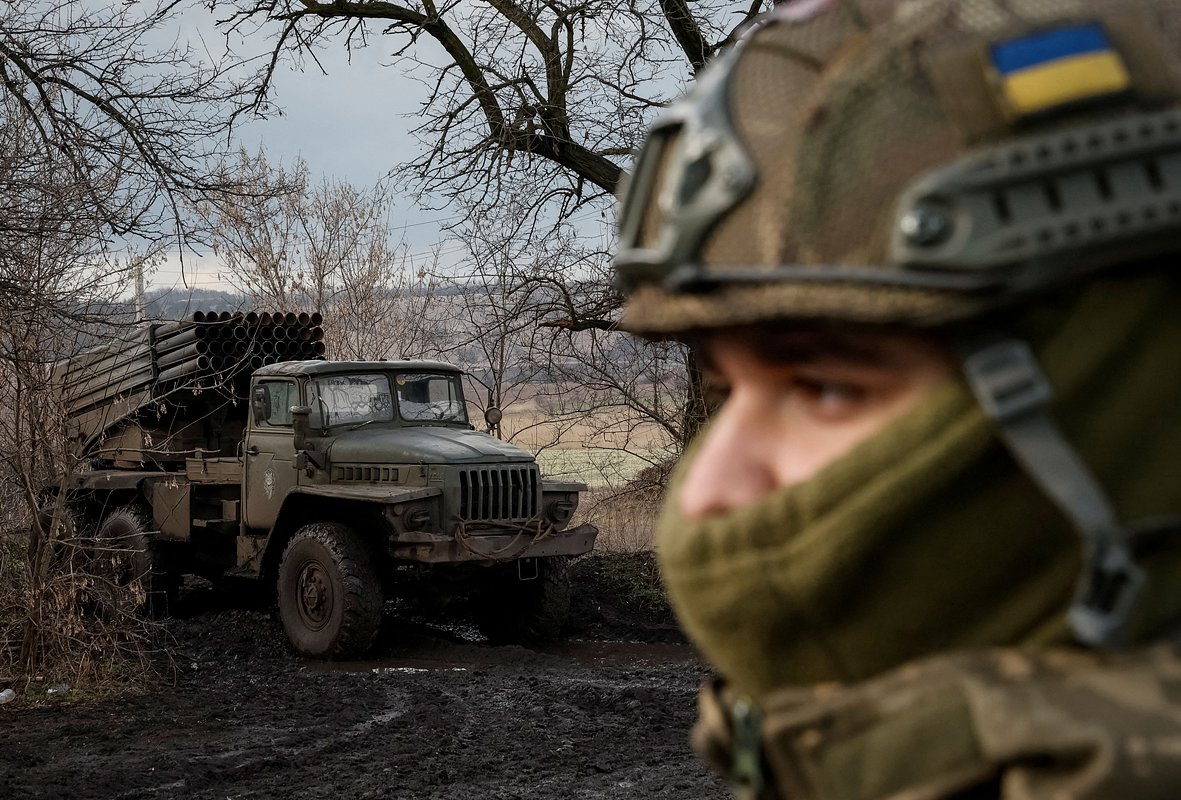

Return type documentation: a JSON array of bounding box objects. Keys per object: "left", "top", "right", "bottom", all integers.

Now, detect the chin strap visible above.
[{"left": 958, "top": 337, "right": 1145, "bottom": 649}]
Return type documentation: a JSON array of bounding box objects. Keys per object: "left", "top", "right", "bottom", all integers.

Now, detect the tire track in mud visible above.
[{"left": 0, "top": 607, "right": 727, "bottom": 800}]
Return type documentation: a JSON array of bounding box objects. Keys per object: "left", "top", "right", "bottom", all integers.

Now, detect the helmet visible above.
[
  {"left": 615, "top": 0, "right": 1181, "bottom": 335},
  {"left": 614, "top": 0, "right": 1181, "bottom": 649}
]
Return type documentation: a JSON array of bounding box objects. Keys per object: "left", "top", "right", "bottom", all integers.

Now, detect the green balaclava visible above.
[{"left": 657, "top": 273, "right": 1181, "bottom": 700}]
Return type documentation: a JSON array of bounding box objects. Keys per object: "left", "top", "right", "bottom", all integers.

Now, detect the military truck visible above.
[{"left": 46, "top": 312, "right": 596, "bottom": 658}]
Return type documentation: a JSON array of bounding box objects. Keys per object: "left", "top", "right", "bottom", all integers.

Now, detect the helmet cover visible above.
[{"left": 615, "top": 0, "right": 1181, "bottom": 335}]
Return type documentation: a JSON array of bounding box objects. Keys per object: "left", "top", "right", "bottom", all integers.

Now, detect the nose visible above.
[{"left": 677, "top": 389, "right": 779, "bottom": 519}]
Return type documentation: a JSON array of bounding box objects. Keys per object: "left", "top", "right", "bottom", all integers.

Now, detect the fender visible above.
[
  {"left": 244, "top": 485, "right": 445, "bottom": 579},
  {"left": 288, "top": 485, "right": 442, "bottom": 504}
]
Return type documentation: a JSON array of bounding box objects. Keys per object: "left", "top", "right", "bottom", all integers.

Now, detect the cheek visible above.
[
  {"left": 767, "top": 409, "right": 871, "bottom": 486},
  {"left": 678, "top": 368, "right": 949, "bottom": 519}
]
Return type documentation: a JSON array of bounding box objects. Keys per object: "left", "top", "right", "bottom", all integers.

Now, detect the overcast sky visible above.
[{"left": 153, "top": 6, "right": 464, "bottom": 296}]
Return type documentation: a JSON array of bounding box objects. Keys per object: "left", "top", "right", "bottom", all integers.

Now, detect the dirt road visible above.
[{"left": 0, "top": 560, "right": 728, "bottom": 799}]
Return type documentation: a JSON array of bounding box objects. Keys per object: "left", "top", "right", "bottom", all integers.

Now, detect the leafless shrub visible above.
[
  {"left": 0, "top": 347, "right": 170, "bottom": 694},
  {"left": 572, "top": 462, "right": 670, "bottom": 554},
  {"left": 1, "top": 503, "right": 169, "bottom": 692},
  {"left": 192, "top": 149, "right": 449, "bottom": 360}
]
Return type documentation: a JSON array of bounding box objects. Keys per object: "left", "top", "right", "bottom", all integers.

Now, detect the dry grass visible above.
[
  {"left": 495, "top": 393, "right": 675, "bottom": 489},
  {"left": 571, "top": 463, "right": 669, "bottom": 554},
  {"left": 0, "top": 510, "right": 169, "bottom": 699}
]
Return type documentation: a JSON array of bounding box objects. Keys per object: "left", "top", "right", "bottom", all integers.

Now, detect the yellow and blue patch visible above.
[{"left": 989, "top": 24, "right": 1131, "bottom": 118}]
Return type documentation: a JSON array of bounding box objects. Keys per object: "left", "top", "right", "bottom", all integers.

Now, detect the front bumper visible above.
[{"left": 388, "top": 522, "right": 598, "bottom": 564}]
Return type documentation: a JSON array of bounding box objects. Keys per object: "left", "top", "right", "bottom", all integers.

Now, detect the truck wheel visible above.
[
  {"left": 477, "top": 556, "right": 571, "bottom": 644},
  {"left": 93, "top": 507, "right": 176, "bottom": 617},
  {"left": 277, "top": 523, "right": 382, "bottom": 659}
]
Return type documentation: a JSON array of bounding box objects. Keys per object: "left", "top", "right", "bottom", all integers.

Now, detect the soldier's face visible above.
[{"left": 679, "top": 328, "right": 956, "bottom": 519}]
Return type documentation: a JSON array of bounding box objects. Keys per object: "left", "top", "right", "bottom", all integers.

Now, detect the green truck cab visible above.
[{"left": 48, "top": 318, "right": 596, "bottom": 658}]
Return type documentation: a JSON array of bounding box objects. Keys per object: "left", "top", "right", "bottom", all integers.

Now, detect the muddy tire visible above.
[
  {"left": 93, "top": 507, "right": 176, "bottom": 617},
  {"left": 477, "top": 556, "right": 571, "bottom": 644},
  {"left": 277, "top": 523, "right": 382, "bottom": 659}
]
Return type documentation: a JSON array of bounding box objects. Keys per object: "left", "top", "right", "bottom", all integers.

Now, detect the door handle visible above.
[{"left": 246, "top": 446, "right": 260, "bottom": 456}]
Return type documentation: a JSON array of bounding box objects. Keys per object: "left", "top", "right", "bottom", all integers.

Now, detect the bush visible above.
[
  {"left": 570, "top": 551, "right": 675, "bottom": 627},
  {"left": 574, "top": 461, "right": 670, "bottom": 554},
  {"left": 0, "top": 507, "right": 167, "bottom": 700}
]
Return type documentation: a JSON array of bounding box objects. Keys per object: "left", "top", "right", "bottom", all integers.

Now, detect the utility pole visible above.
[{"left": 135, "top": 260, "right": 146, "bottom": 324}]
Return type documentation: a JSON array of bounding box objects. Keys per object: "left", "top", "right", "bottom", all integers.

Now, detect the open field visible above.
[{"left": 491, "top": 390, "right": 675, "bottom": 490}]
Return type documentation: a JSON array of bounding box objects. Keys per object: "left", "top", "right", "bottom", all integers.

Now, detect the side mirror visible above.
[
  {"left": 484, "top": 406, "right": 503, "bottom": 427},
  {"left": 291, "top": 405, "right": 312, "bottom": 451},
  {"left": 251, "top": 385, "right": 272, "bottom": 424}
]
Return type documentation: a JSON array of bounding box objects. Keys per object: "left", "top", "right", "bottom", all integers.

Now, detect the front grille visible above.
[{"left": 458, "top": 466, "right": 539, "bottom": 521}]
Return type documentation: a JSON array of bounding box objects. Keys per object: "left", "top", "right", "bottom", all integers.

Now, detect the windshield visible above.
[
  {"left": 393, "top": 372, "right": 468, "bottom": 424},
  {"left": 308, "top": 374, "right": 394, "bottom": 428}
]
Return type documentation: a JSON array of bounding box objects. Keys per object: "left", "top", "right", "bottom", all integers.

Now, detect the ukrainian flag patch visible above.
[{"left": 989, "top": 24, "right": 1131, "bottom": 118}]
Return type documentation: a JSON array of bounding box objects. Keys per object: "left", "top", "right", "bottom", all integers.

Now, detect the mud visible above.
[{"left": 0, "top": 558, "right": 727, "bottom": 799}]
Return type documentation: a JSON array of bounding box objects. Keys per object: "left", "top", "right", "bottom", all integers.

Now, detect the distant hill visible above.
[{"left": 144, "top": 287, "right": 245, "bottom": 320}]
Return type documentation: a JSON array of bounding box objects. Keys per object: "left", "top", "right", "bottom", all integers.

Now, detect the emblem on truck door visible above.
[{"left": 263, "top": 468, "right": 276, "bottom": 500}]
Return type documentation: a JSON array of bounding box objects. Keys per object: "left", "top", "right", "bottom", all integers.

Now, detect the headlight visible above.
[
  {"left": 405, "top": 507, "right": 433, "bottom": 531},
  {"left": 544, "top": 494, "right": 578, "bottom": 527},
  {"left": 391, "top": 501, "right": 435, "bottom": 532}
]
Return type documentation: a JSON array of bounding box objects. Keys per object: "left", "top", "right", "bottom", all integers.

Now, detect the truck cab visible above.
[{"left": 241, "top": 360, "right": 592, "bottom": 557}]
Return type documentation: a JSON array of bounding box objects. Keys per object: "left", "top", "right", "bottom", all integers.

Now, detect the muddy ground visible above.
[{"left": 0, "top": 556, "right": 728, "bottom": 799}]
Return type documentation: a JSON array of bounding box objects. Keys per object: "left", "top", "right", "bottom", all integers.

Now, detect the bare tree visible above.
[
  {"left": 193, "top": 149, "right": 447, "bottom": 359},
  {"left": 430, "top": 213, "right": 689, "bottom": 491},
  {"left": 428, "top": 255, "right": 547, "bottom": 439},
  {"left": 213, "top": 0, "right": 770, "bottom": 298},
  {"left": 190, "top": 150, "right": 312, "bottom": 305},
  {"left": 0, "top": 94, "right": 169, "bottom": 687},
  {"left": 209, "top": 1, "right": 764, "bottom": 447},
  {"left": 218, "top": 2, "right": 768, "bottom": 196},
  {"left": 0, "top": 1, "right": 270, "bottom": 687},
  {"left": 0, "top": 1, "right": 265, "bottom": 251}
]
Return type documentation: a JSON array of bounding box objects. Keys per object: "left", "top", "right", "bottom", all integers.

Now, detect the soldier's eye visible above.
[{"left": 795, "top": 378, "right": 867, "bottom": 419}]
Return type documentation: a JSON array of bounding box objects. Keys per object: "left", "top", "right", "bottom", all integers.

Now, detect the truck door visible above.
[{"left": 244, "top": 379, "right": 300, "bottom": 530}]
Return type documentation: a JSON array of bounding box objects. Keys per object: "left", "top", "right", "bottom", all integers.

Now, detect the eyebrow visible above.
[
  {"left": 758, "top": 333, "right": 889, "bottom": 366},
  {"left": 696, "top": 329, "right": 921, "bottom": 371}
]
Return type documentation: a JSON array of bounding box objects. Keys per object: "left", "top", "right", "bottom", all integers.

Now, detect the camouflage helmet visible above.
[
  {"left": 614, "top": 0, "right": 1181, "bottom": 650},
  {"left": 615, "top": 0, "right": 1181, "bottom": 335}
]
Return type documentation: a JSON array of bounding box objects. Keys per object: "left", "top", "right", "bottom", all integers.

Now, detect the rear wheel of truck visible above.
[
  {"left": 277, "top": 523, "right": 382, "bottom": 659},
  {"left": 476, "top": 556, "right": 571, "bottom": 644},
  {"left": 92, "top": 507, "right": 176, "bottom": 618}
]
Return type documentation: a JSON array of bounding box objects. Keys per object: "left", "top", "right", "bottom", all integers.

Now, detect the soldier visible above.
[{"left": 612, "top": 0, "right": 1181, "bottom": 797}]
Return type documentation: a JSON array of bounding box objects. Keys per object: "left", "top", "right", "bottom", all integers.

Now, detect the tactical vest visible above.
[{"left": 695, "top": 645, "right": 1181, "bottom": 800}]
